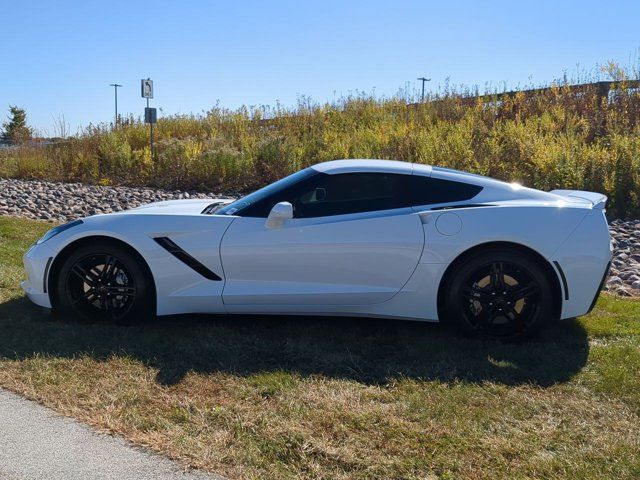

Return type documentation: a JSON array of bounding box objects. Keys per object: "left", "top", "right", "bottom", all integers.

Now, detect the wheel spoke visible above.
[
  {"left": 71, "top": 264, "right": 98, "bottom": 286},
  {"left": 507, "top": 283, "right": 540, "bottom": 302},
  {"left": 105, "top": 285, "right": 135, "bottom": 293},
  {"left": 490, "top": 262, "right": 505, "bottom": 289},
  {"left": 72, "top": 289, "right": 97, "bottom": 305},
  {"left": 105, "top": 286, "right": 136, "bottom": 299},
  {"left": 478, "top": 303, "right": 498, "bottom": 326},
  {"left": 98, "top": 294, "right": 108, "bottom": 310},
  {"left": 501, "top": 302, "right": 520, "bottom": 321},
  {"left": 100, "top": 256, "right": 117, "bottom": 281}
]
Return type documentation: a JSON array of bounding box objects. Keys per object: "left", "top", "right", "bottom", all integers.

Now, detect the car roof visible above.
[
  {"left": 311, "top": 159, "right": 432, "bottom": 176},
  {"left": 310, "top": 159, "right": 564, "bottom": 204}
]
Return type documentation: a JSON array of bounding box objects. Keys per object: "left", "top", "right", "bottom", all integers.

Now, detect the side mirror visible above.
[{"left": 265, "top": 201, "right": 293, "bottom": 229}]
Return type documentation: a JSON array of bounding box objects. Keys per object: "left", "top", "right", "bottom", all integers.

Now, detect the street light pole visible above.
[
  {"left": 417, "top": 77, "right": 431, "bottom": 102},
  {"left": 109, "top": 83, "right": 122, "bottom": 128}
]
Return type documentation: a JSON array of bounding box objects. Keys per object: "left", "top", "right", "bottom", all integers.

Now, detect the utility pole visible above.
[
  {"left": 109, "top": 83, "right": 122, "bottom": 128},
  {"left": 417, "top": 77, "right": 431, "bottom": 102}
]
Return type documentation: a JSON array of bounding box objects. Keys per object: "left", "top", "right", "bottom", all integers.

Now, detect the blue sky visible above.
[{"left": 2, "top": 0, "right": 639, "bottom": 134}]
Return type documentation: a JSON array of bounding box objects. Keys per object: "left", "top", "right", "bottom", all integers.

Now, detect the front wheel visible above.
[
  {"left": 442, "top": 249, "right": 555, "bottom": 340},
  {"left": 54, "top": 242, "right": 153, "bottom": 324}
]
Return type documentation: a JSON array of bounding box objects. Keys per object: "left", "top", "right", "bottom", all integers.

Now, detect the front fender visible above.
[{"left": 40, "top": 213, "right": 236, "bottom": 315}]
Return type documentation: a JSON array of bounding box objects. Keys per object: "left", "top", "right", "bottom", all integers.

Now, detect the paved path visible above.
[{"left": 0, "top": 389, "right": 223, "bottom": 480}]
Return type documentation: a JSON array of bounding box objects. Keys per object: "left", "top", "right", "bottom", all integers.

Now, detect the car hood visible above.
[{"left": 120, "top": 198, "right": 234, "bottom": 216}]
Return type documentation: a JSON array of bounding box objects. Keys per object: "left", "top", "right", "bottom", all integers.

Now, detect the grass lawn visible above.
[{"left": 0, "top": 215, "right": 639, "bottom": 479}]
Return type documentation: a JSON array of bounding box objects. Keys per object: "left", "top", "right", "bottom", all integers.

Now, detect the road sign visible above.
[
  {"left": 144, "top": 107, "right": 157, "bottom": 124},
  {"left": 141, "top": 78, "right": 155, "bottom": 158},
  {"left": 141, "top": 79, "right": 153, "bottom": 99}
]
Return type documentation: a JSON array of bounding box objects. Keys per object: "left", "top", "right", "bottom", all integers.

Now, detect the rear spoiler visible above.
[{"left": 549, "top": 190, "right": 608, "bottom": 210}]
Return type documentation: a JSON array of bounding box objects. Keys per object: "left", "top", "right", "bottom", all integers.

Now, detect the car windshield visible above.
[{"left": 216, "top": 167, "right": 317, "bottom": 216}]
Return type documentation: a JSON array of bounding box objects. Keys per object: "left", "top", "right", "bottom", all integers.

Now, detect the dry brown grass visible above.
[{"left": 1, "top": 216, "right": 639, "bottom": 479}]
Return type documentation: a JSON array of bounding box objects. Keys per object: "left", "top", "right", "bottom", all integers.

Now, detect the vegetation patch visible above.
[
  {"left": 2, "top": 74, "right": 640, "bottom": 217},
  {"left": 0, "top": 216, "right": 639, "bottom": 479}
]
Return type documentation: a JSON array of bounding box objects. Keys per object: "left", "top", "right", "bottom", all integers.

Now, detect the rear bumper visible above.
[
  {"left": 553, "top": 209, "right": 612, "bottom": 319},
  {"left": 587, "top": 260, "right": 611, "bottom": 314}
]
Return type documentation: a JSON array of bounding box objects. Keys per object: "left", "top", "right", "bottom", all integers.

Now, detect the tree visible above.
[{"left": 1, "top": 106, "right": 33, "bottom": 145}]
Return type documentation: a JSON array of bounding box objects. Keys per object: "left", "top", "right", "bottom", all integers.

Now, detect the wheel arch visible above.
[
  {"left": 48, "top": 235, "right": 157, "bottom": 314},
  {"left": 436, "top": 241, "right": 563, "bottom": 321}
]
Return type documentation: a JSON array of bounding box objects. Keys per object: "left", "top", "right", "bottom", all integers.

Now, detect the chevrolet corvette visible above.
[{"left": 22, "top": 159, "right": 612, "bottom": 339}]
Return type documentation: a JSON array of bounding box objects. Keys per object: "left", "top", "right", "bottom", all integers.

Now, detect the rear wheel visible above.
[
  {"left": 55, "top": 242, "right": 153, "bottom": 323},
  {"left": 442, "top": 249, "right": 554, "bottom": 340}
]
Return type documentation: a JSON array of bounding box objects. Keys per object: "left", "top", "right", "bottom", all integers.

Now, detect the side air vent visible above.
[{"left": 153, "top": 237, "right": 222, "bottom": 281}]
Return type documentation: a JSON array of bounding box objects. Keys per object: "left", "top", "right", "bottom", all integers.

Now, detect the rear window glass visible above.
[{"left": 410, "top": 176, "right": 483, "bottom": 206}]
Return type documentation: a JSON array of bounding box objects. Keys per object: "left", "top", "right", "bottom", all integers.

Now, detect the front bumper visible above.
[{"left": 22, "top": 243, "right": 55, "bottom": 309}]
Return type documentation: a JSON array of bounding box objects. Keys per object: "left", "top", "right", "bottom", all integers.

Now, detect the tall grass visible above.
[{"left": 2, "top": 75, "right": 640, "bottom": 217}]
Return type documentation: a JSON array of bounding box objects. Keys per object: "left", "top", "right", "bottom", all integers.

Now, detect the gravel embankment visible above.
[
  {"left": 1, "top": 178, "right": 638, "bottom": 297},
  {"left": 608, "top": 219, "right": 640, "bottom": 296},
  {"left": 0, "top": 178, "right": 234, "bottom": 221}
]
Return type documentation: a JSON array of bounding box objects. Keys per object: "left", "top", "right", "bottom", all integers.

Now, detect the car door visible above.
[{"left": 220, "top": 172, "right": 425, "bottom": 307}]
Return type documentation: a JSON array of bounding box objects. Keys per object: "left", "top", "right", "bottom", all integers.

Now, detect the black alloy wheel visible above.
[
  {"left": 443, "top": 249, "right": 555, "bottom": 340},
  {"left": 55, "top": 242, "right": 152, "bottom": 323}
]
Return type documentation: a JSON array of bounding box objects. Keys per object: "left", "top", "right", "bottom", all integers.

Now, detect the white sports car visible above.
[{"left": 22, "top": 159, "right": 612, "bottom": 339}]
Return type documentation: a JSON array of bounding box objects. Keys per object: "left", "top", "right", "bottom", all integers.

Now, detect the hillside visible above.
[{"left": 1, "top": 80, "right": 640, "bottom": 218}]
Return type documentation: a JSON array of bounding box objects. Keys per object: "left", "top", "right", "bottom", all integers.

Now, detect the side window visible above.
[
  {"left": 410, "top": 175, "right": 482, "bottom": 206},
  {"left": 292, "top": 173, "right": 411, "bottom": 218},
  {"left": 234, "top": 169, "right": 319, "bottom": 217}
]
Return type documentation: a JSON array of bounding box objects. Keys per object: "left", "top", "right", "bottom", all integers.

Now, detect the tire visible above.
[
  {"left": 442, "top": 249, "right": 555, "bottom": 341},
  {"left": 54, "top": 241, "right": 153, "bottom": 324}
]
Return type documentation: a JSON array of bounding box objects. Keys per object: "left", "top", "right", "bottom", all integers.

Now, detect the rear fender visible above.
[{"left": 552, "top": 209, "right": 612, "bottom": 318}]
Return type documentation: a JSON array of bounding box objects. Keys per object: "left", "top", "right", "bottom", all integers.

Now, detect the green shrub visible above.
[{"left": 97, "top": 132, "right": 133, "bottom": 180}]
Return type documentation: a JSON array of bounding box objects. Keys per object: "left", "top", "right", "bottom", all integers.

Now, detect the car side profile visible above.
[{"left": 22, "top": 159, "right": 612, "bottom": 340}]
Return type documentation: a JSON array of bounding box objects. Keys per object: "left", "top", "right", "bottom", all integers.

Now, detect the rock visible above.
[
  {"left": 0, "top": 178, "right": 234, "bottom": 225},
  {"left": 616, "top": 287, "right": 632, "bottom": 297}
]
